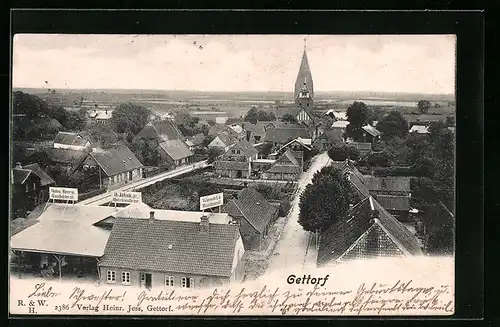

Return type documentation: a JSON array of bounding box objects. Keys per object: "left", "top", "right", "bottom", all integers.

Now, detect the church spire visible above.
[{"left": 294, "top": 39, "right": 314, "bottom": 104}]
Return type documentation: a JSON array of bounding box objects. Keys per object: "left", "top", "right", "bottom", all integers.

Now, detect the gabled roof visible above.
[
  {"left": 363, "top": 176, "right": 411, "bottom": 193},
  {"left": 45, "top": 148, "right": 87, "bottom": 165},
  {"left": 317, "top": 196, "right": 422, "bottom": 265},
  {"left": 158, "top": 139, "right": 194, "bottom": 161},
  {"left": 88, "top": 145, "right": 143, "bottom": 176},
  {"left": 223, "top": 187, "right": 277, "bottom": 234},
  {"left": 266, "top": 150, "right": 302, "bottom": 174},
  {"left": 99, "top": 217, "right": 241, "bottom": 277},
  {"left": 54, "top": 132, "right": 89, "bottom": 147},
  {"left": 208, "top": 124, "right": 239, "bottom": 138},
  {"left": 135, "top": 120, "right": 185, "bottom": 142},
  {"left": 362, "top": 125, "right": 381, "bottom": 137},
  {"left": 12, "top": 169, "right": 33, "bottom": 185},
  {"left": 331, "top": 159, "right": 370, "bottom": 198},
  {"left": 316, "top": 129, "right": 344, "bottom": 144},
  {"left": 22, "top": 163, "right": 56, "bottom": 186},
  {"left": 264, "top": 127, "right": 310, "bottom": 144},
  {"left": 226, "top": 139, "right": 259, "bottom": 157},
  {"left": 278, "top": 137, "right": 312, "bottom": 153}
]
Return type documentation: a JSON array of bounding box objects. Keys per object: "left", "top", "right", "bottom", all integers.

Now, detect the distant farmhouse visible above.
[
  {"left": 88, "top": 109, "right": 113, "bottom": 125},
  {"left": 53, "top": 132, "right": 91, "bottom": 151}
]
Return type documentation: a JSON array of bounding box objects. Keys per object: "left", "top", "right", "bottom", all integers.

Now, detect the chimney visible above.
[
  {"left": 15, "top": 162, "right": 22, "bottom": 169},
  {"left": 200, "top": 215, "right": 209, "bottom": 233},
  {"left": 149, "top": 211, "right": 155, "bottom": 220}
]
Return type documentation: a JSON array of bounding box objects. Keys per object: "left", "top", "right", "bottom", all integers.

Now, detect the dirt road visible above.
[{"left": 267, "top": 152, "right": 331, "bottom": 273}]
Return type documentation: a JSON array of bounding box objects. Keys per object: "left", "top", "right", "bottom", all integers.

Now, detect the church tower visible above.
[{"left": 294, "top": 39, "right": 314, "bottom": 106}]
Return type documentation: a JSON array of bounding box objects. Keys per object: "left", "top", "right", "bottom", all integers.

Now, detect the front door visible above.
[{"left": 140, "top": 272, "right": 153, "bottom": 289}]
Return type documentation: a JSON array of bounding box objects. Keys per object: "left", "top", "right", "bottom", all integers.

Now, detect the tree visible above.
[
  {"left": 244, "top": 107, "right": 259, "bottom": 124},
  {"left": 345, "top": 101, "right": 370, "bottom": 141},
  {"left": 423, "top": 203, "right": 455, "bottom": 255},
  {"left": 327, "top": 145, "right": 360, "bottom": 161},
  {"left": 257, "top": 110, "right": 275, "bottom": 121},
  {"left": 129, "top": 136, "right": 160, "bottom": 167},
  {"left": 368, "top": 107, "right": 385, "bottom": 122},
  {"left": 62, "top": 110, "right": 87, "bottom": 131},
  {"left": 365, "top": 151, "right": 393, "bottom": 167},
  {"left": 417, "top": 100, "right": 431, "bottom": 114},
  {"left": 376, "top": 111, "right": 409, "bottom": 140},
  {"left": 110, "top": 103, "right": 151, "bottom": 138},
  {"left": 88, "top": 123, "right": 120, "bottom": 148},
  {"left": 298, "top": 167, "right": 352, "bottom": 232},
  {"left": 12, "top": 91, "right": 49, "bottom": 119},
  {"left": 207, "top": 147, "right": 224, "bottom": 164},
  {"left": 282, "top": 113, "right": 298, "bottom": 124}
]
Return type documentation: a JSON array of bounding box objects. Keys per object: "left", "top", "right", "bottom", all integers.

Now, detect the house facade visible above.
[
  {"left": 78, "top": 145, "right": 144, "bottom": 190},
  {"left": 157, "top": 139, "right": 194, "bottom": 169},
  {"left": 98, "top": 214, "right": 245, "bottom": 289},
  {"left": 12, "top": 163, "right": 55, "bottom": 216},
  {"left": 262, "top": 150, "right": 302, "bottom": 181}
]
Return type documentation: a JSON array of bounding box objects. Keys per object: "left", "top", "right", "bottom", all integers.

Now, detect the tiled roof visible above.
[
  {"left": 214, "top": 132, "right": 238, "bottom": 147},
  {"left": 45, "top": 148, "right": 87, "bottom": 165},
  {"left": 279, "top": 138, "right": 313, "bottom": 152},
  {"left": 54, "top": 132, "right": 89, "bottom": 147},
  {"left": 158, "top": 139, "right": 193, "bottom": 161},
  {"left": 375, "top": 195, "right": 410, "bottom": 211},
  {"left": 317, "top": 196, "right": 422, "bottom": 265},
  {"left": 363, "top": 176, "right": 411, "bottom": 193},
  {"left": 208, "top": 124, "right": 239, "bottom": 138},
  {"left": 320, "top": 129, "right": 344, "bottom": 144},
  {"left": 23, "top": 163, "right": 55, "bottom": 186},
  {"left": 135, "top": 121, "right": 185, "bottom": 142},
  {"left": 89, "top": 145, "right": 143, "bottom": 176},
  {"left": 223, "top": 187, "right": 277, "bottom": 234},
  {"left": 226, "top": 139, "right": 259, "bottom": 157},
  {"left": 266, "top": 150, "right": 302, "bottom": 174},
  {"left": 99, "top": 217, "right": 240, "bottom": 277},
  {"left": 13, "top": 169, "right": 32, "bottom": 185},
  {"left": 264, "top": 127, "right": 310, "bottom": 144},
  {"left": 214, "top": 161, "right": 249, "bottom": 171},
  {"left": 362, "top": 125, "right": 381, "bottom": 137},
  {"left": 349, "top": 142, "right": 372, "bottom": 151}
]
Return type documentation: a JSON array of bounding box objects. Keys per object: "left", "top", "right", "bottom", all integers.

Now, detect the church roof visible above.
[{"left": 294, "top": 46, "right": 314, "bottom": 102}]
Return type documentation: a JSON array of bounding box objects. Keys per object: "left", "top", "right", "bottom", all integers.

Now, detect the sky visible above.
[{"left": 12, "top": 34, "right": 456, "bottom": 94}]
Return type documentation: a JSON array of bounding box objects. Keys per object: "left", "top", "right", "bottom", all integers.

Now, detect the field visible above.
[{"left": 14, "top": 88, "right": 456, "bottom": 120}]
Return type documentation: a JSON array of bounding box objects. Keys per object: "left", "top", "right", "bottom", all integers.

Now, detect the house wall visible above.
[
  {"left": 105, "top": 168, "right": 143, "bottom": 190},
  {"left": 12, "top": 174, "right": 45, "bottom": 214},
  {"left": 230, "top": 237, "right": 246, "bottom": 282},
  {"left": 98, "top": 266, "right": 229, "bottom": 289},
  {"left": 232, "top": 213, "right": 262, "bottom": 251}
]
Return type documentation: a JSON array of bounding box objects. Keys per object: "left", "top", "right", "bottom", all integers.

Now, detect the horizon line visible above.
[{"left": 12, "top": 86, "right": 455, "bottom": 96}]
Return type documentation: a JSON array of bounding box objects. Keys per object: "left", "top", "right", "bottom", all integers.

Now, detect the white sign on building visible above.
[
  {"left": 112, "top": 191, "right": 142, "bottom": 204},
  {"left": 200, "top": 193, "right": 224, "bottom": 211},
  {"left": 49, "top": 187, "right": 78, "bottom": 201}
]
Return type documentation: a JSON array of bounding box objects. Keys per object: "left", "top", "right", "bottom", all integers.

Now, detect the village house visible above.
[
  {"left": 44, "top": 148, "right": 88, "bottom": 173},
  {"left": 374, "top": 194, "right": 411, "bottom": 222},
  {"left": 88, "top": 109, "right": 113, "bottom": 125},
  {"left": 348, "top": 142, "right": 373, "bottom": 156},
  {"left": 362, "top": 125, "right": 381, "bottom": 144},
  {"left": 278, "top": 137, "right": 312, "bottom": 154},
  {"left": 264, "top": 127, "right": 311, "bottom": 151},
  {"left": 134, "top": 120, "right": 186, "bottom": 143},
  {"left": 98, "top": 213, "right": 245, "bottom": 289},
  {"left": 409, "top": 125, "right": 430, "bottom": 134},
  {"left": 242, "top": 121, "right": 267, "bottom": 144},
  {"left": 222, "top": 139, "right": 259, "bottom": 162},
  {"left": 312, "top": 129, "right": 345, "bottom": 151},
  {"left": 223, "top": 187, "right": 279, "bottom": 251},
  {"left": 207, "top": 132, "right": 238, "bottom": 152},
  {"left": 185, "top": 133, "right": 206, "bottom": 151},
  {"left": 208, "top": 124, "right": 241, "bottom": 139},
  {"left": 214, "top": 161, "right": 252, "bottom": 179},
  {"left": 317, "top": 196, "right": 423, "bottom": 266},
  {"left": 77, "top": 145, "right": 144, "bottom": 190},
  {"left": 331, "top": 120, "right": 350, "bottom": 134},
  {"left": 11, "top": 162, "right": 56, "bottom": 215},
  {"left": 11, "top": 204, "right": 119, "bottom": 280},
  {"left": 157, "top": 139, "right": 194, "bottom": 169},
  {"left": 53, "top": 132, "right": 91, "bottom": 151},
  {"left": 262, "top": 150, "right": 303, "bottom": 181},
  {"left": 362, "top": 176, "right": 411, "bottom": 197}
]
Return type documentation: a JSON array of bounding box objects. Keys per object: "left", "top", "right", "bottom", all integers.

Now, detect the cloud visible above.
[{"left": 12, "top": 34, "right": 455, "bottom": 94}]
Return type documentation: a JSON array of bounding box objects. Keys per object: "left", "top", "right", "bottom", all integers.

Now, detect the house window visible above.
[
  {"left": 106, "top": 270, "right": 116, "bottom": 283},
  {"left": 231, "top": 150, "right": 236, "bottom": 154},
  {"left": 32, "top": 183, "right": 36, "bottom": 190},
  {"left": 255, "top": 136, "right": 261, "bottom": 142},
  {"left": 25, "top": 184, "right": 29, "bottom": 192},
  {"left": 181, "top": 277, "right": 195, "bottom": 288},
  {"left": 121, "top": 271, "right": 131, "bottom": 285},
  {"left": 165, "top": 276, "right": 174, "bottom": 287},
  {"left": 236, "top": 150, "right": 241, "bottom": 154}
]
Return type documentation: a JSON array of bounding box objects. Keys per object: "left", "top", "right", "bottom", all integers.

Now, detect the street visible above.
[
  {"left": 78, "top": 160, "right": 208, "bottom": 206},
  {"left": 267, "top": 152, "right": 331, "bottom": 273}
]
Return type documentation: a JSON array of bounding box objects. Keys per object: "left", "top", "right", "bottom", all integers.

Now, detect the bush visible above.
[
  {"left": 279, "top": 199, "right": 291, "bottom": 216},
  {"left": 327, "top": 145, "right": 360, "bottom": 161},
  {"left": 365, "top": 151, "right": 393, "bottom": 167}
]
